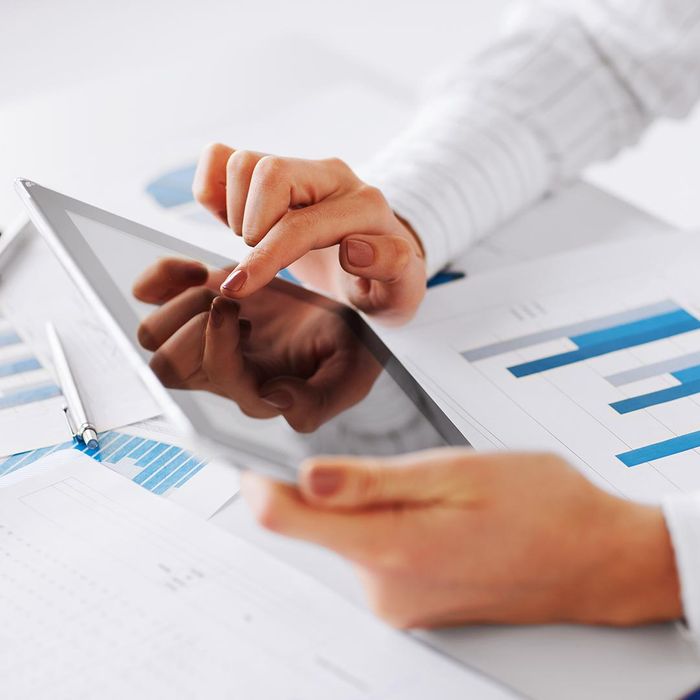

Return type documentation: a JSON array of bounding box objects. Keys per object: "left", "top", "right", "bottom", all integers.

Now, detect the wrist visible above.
[{"left": 575, "top": 496, "right": 682, "bottom": 626}]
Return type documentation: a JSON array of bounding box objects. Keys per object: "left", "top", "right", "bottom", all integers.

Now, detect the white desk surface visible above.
[{"left": 3, "top": 2, "right": 700, "bottom": 695}]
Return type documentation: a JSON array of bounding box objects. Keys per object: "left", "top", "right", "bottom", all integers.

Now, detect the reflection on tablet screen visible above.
[{"left": 66, "top": 209, "right": 458, "bottom": 468}]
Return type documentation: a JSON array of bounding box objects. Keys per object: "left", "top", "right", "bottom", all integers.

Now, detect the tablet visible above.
[{"left": 17, "top": 179, "right": 468, "bottom": 480}]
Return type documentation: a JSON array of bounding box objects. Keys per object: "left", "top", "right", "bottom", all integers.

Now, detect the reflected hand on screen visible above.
[{"left": 132, "top": 257, "right": 382, "bottom": 432}]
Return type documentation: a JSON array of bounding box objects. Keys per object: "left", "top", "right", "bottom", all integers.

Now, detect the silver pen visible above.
[{"left": 46, "top": 322, "right": 99, "bottom": 449}]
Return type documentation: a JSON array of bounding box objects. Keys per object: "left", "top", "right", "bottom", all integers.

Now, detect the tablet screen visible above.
[{"left": 22, "top": 182, "right": 467, "bottom": 472}]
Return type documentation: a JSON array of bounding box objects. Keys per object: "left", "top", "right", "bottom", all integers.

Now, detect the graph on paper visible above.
[
  {"left": 0, "top": 430, "right": 207, "bottom": 498},
  {"left": 0, "top": 317, "right": 61, "bottom": 413},
  {"left": 454, "top": 288, "right": 700, "bottom": 500}
]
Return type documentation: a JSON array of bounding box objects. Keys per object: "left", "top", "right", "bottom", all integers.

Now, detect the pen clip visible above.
[{"left": 62, "top": 405, "right": 80, "bottom": 442}]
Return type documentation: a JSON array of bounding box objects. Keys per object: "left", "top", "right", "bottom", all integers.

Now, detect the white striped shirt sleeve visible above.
[{"left": 363, "top": 0, "right": 700, "bottom": 276}]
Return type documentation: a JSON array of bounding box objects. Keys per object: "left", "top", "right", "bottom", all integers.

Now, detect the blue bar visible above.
[
  {"left": 141, "top": 451, "right": 190, "bottom": 491},
  {"left": 572, "top": 309, "right": 698, "bottom": 348},
  {"left": 150, "top": 457, "right": 200, "bottom": 495},
  {"left": 135, "top": 442, "right": 169, "bottom": 467},
  {"left": 107, "top": 437, "right": 141, "bottom": 463},
  {"left": 509, "top": 316, "right": 700, "bottom": 378},
  {"left": 0, "top": 383, "right": 61, "bottom": 410},
  {"left": 133, "top": 446, "right": 181, "bottom": 484},
  {"left": 617, "top": 431, "right": 700, "bottom": 467},
  {"left": 0, "top": 331, "right": 21, "bottom": 347},
  {"left": 0, "top": 357, "right": 41, "bottom": 377},
  {"left": 673, "top": 364, "right": 700, "bottom": 384},
  {"left": 610, "top": 379, "right": 700, "bottom": 414}
]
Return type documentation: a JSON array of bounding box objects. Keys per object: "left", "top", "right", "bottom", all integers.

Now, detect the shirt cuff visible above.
[{"left": 663, "top": 491, "right": 700, "bottom": 643}]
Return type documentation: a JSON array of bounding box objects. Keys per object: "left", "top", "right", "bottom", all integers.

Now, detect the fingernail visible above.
[
  {"left": 222, "top": 268, "right": 247, "bottom": 293},
  {"left": 346, "top": 239, "right": 374, "bottom": 267},
  {"left": 209, "top": 299, "right": 224, "bottom": 328},
  {"left": 309, "top": 467, "right": 343, "bottom": 497},
  {"left": 261, "top": 390, "right": 293, "bottom": 410}
]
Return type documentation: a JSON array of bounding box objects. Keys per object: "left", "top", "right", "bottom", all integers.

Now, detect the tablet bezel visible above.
[{"left": 16, "top": 178, "right": 468, "bottom": 476}]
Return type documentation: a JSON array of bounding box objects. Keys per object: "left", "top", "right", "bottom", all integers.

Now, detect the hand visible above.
[
  {"left": 192, "top": 143, "right": 427, "bottom": 324},
  {"left": 241, "top": 450, "right": 682, "bottom": 628},
  {"left": 132, "top": 258, "right": 382, "bottom": 432}
]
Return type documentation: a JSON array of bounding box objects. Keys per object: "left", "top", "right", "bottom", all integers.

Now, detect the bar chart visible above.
[
  {"left": 0, "top": 317, "right": 62, "bottom": 412},
  {"left": 462, "top": 299, "right": 700, "bottom": 475},
  {"left": 0, "top": 430, "right": 207, "bottom": 497}
]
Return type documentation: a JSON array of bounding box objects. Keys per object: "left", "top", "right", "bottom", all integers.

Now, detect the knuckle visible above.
[
  {"left": 356, "top": 467, "right": 385, "bottom": 502},
  {"left": 289, "top": 205, "right": 321, "bottom": 234},
  {"left": 254, "top": 155, "right": 287, "bottom": 184},
  {"left": 358, "top": 184, "right": 387, "bottom": 210},
  {"left": 148, "top": 352, "right": 179, "bottom": 388},
  {"left": 245, "top": 244, "right": 278, "bottom": 272},
  {"left": 226, "top": 149, "right": 258, "bottom": 176},
  {"left": 324, "top": 156, "right": 352, "bottom": 176},
  {"left": 385, "top": 237, "right": 411, "bottom": 280}
]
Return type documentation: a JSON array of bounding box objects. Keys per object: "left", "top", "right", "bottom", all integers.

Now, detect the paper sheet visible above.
[
  {"left": 0, "top": 451, "right": 514, "bottom": 699},
  {"left": 0, "top": 228, "right": 160, "bottom": 456},
  {"left": 380, "top": 232, "right": 700, "bottom": 503},
  {"left": 0, "top": 415, "right": 239, "bottom": 519}
]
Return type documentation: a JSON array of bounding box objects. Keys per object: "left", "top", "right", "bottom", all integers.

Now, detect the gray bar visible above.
[
  {"left": 605, "top": 351, "right": 700, "bottom": 387},
  {"left": 461, "top": 300, "right": 679, "bottom": 362}
]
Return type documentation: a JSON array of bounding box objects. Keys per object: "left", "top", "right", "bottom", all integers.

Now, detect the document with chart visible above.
[
  {"left": 382, "top": 232, "right": 700, "bottom": 502},
  {"left": 0, "top": 451, "right": 514, "bottom": 699}
]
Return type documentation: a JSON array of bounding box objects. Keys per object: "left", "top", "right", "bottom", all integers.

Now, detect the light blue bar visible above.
[
  {"left": 134, "top": 446, "right": 181, "bottom": 485},
  {"left": 87, "top": 432, "right": 120, "bottom": 461},
  {"left": 572, "top": 309, "right": 698, "bottom": 348},
  {"left": 462, "top": 300, "right": 679, "bottom": 362},
  {"left": 0, "top": 357, "right": 41, "bottom": 377},
  {"left": 610, "top": 379, "right": 700, "bottom": 414},
  {"left": 95, "top": 434, "right": 130, "bottom": 462},
  {"left": 0, "top": 383, "right": 61, "bottom": 410},
  {"left": 174, "top": 460, "right": 206, "bottom": 489},
  {"left": 135, "top": 442, "right": 168, "bottom": 467},
  {"left": 617, "top": 431, "right": 700, "bottom": 467},
  {"left": 509, "top": 316, "right": 700, "bottom": 378},
  {"left": 4, "top": 443, "right": 70, "bottom": 475},
  {"left": 673, "top": 364, "right": 700, "bottom": 384},
  {"left": 107, "top": 436, "right": 141, "bottom": 463},
  {"left": 605, "top": 351, "right": 700, "bottom": 386},
  {"left": 151, "top": 457, "right": 199, "bottom": 495},
  {"left": 0, "top": 331, "right": 21, "bottom": 347},
  {"left": 127, "top": 438, "right": 157, "bottom": 462},
  {"left": 141, "top": 451, "right": 190, "bottom": 491},
  {"left": 0, "top": 450, "right": 34, "bottom": 475}
]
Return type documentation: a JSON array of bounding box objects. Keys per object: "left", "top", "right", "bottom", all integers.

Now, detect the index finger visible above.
[{"left": 221, "top": 190, "right": 391, "bottom": 298}]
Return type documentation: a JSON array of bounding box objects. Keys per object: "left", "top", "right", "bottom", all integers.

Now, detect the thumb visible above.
[
  {"left": 338, "top": 234, "right": 426, "bottom": 321},
  {"left": 298, "top": 449, "right": 475, "bottom": 510}
]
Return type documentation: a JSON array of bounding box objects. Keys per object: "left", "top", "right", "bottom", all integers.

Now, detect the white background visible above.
[{"left": 3, "top": 0, "right": 700, "bottom": 231}]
